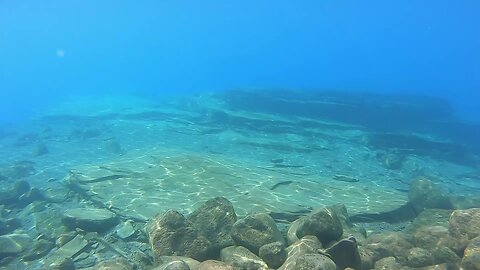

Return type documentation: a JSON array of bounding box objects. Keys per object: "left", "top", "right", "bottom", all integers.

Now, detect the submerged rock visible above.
[
  {"left": 195, "top": 260, "right": 234, "bottom": 270},
  {"left": 146, "top": 210, "right": 211, "bottom": 264},
  {"left": 296, "top": 207, "right": 343, "bottom": 246},
  {"left": 294, "top": 254, "right": 336, "bottom": 270},
  {"left": 156, "top": 256, "right": 200, "bottom": 270},
  {"left": 63, "top": 208, "right": 119, "bottom": 232},
  {"left": 33, "top": 142, "right": 49, "bottom": 156},
  {"left": 220, "top": 246, "right": 268, "bottom": 270},
  {"left": 258, "top": 241, "right": 287, "bottom": 269},
  {"left": 325, "top": 236, "right": 362, "bottom": 269},
  {"left": 231, "top": 213, "right": 284, "bottom": 254},
  {"left": 449, "top": 208, "right": 480, "bottom": 240},
  {"left": 187, "top": 197, "right": 237, "bottom": 252},
  {"left": 94, "top": 257, "right": 134, "bottom": 270},
  {"left": 408, "top": 178, "right": 453, "bottom": 214},
  {"left": 116, "top": 220, "right": 136, "bottom": 239},
  {"left": 462, "top": 236, "right": 480, "bottom": 270},
  {"left": 278, "top": 236, "right": 322, "bottom": 270},
  {"left": 0, "top": 233, "right": 32, "bottom": 255}
]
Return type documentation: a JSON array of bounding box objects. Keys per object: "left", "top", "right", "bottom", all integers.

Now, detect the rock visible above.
[
  {"left": 406, "top": 247, "right": 433, "bottom": 268},
  {"left": 22, "top": 238, "right": 55, "bottom": 261},
  {"left": 365, "top": 232, "right": 413, "bottom": 263},
  {"left": 462, "top": 236, "right": 480, "bottom": 270},
  {"left": 294, "top": 254, "right": 337, "bottom": 270},
  {"left": 146, "top": 210, "right": 211, "bottom": 264},
  {"left": 104, "top": 139, "right": 123, "bottom": 154},
  {"left": 377, "top": 151, "right": 405, "bottom": 170},
  {"left": 297, "top": 207, "right": 343, "bottom": 245},
  {"left": 231, "top": 213, "right": 284, "bottom": 254},
  {"left": 43, "top": 234, "right": 88, "bottom": 268},
  {"left": 286, "top": 218, "right": 303, "bottom": 245},
  {"left": 278, "top": 236, "right": 322, "bottom": 270},
  {"left": 9, "top": 161, "right": 36, "bottom": 179},
  {"left": 220, "top": 246, "right": 268, "bottom": 270},
  {"left": 449, "top": 208, "right": 480, "bottom": 240},
  {"left": 93, "top": 257, "right": 133, "bottom": 270},
  {"left": 187, "top": 197, "right": 237, "bottom": 252},
  {"left": 157, "top": 256, "right": 200, "bottom": 270},
  {"left": 408, "top": 178, "right": 453, "bottom": 214},
  {"left": 196, "top": 260, "right": 234, "bottom": 270},
  {"left": 259, "top": 241, "right": 287, "bottom": 269},
  {"left": 43, "top": 257, "right": 76, "bottom": 270},
  {"left": 0, "top": 217, "right": 21, "bottom": 235},
  {"left": 0, "top": 233, "right": 32, "bottom": 255},
  {"left": 116, "top": 220, "right": 136, "bottom": 239},
  {"left": 433, "top": 247, "right": 461, "bottom": 265},
  {"left": 153, "top": 260, "right": 190, "bottom": 270},
  {"left": 414, "top": 225, "right": 449, "bottom": 249},
  {"left": 374, "top": 256, "right": 403, "bottom": 270},
  {"left": 63, "top": 208, "right": 119, "bottom": 232},
  {"left": 325, "top": 236, "right": 361, "bottom": 270}
]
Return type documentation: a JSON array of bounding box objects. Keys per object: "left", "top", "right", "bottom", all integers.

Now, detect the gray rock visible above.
[
  {"left": 220, "top": 246, "right": 268, "bottom": 270},
  {"left": 0, "top": 233, "right": 32, "bottom": 255},
  {"left": 153, "top": 260, "right": 190, "bottom": 270},
  {"left": 294, "top": 254, "right": 337, "bottom": 270},
  {"left": 63, "top": 208, "right": 119, "bottom": 232},
  {"left": 278, "top": 236, "right": 322, "bottom": 270},
  {"left": 409, "top": 178, "right": 453, "bottom": 214},
  {"left": 231, "top": 213, "right": 284, "bottom": 254},
  {"left": 157, "top": 256, "right": 200, "bottom": 270},
  {"left": 461, "top": 235, "right": 480, "bottom": 270},
  {"left": 93, "top": 257, "right": 133, "bottom": 270},
  {"left": 116, "top": 220, "right": 136, "bottom": 239},
  {"left": 325, "top": 236, "right": 362, "bottom": 270},
  {"left": 297, "top": 207, "right": 343, "bottom": 245},
  {"left": 146, "top": 210, "right": 211, "bottom": 264},
  {"left": 195, "top": 260, "right": 234, "bottom": 270},
  {"left": 42, "top": 257, "right": 76, "bottom": 270},
  {"left": 188, "top": 197, "right": 237, "bottom": 252},
  {"left": 449, "top": 208, "right": 480, "bottom": 240},
  {"left": 406, "top": 247, "right": 433, "bottom": 268},
  {"left": 374, "top": 256, "right": 403, "bottom": 270},
  {"left": 259, "top": 241, "right": 287, "bottom": 269}
]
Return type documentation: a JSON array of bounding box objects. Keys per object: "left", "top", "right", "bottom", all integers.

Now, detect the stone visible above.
[
  {"left": 43, "top": 257, "right": 76, "bottom": 270},
  {"left": 187, "top": 197, "right": 237, "bottom": 252},
  {"left": 365, "top": 232, "right": 413, "bottom": 263},
  {"left": 94, "top": 257, "right": 133, "bottom": 270},
  {"left": 377, "top": 151, "right": 405, "bottom": 170},
  {"left": 462, "top": 236, "right": 480, "bottom": 270},
  {"left": 294, "top": 254, "right": 337, "bottom": 270},
  {"left": 258, "top": 241, "right": 287, "bottom": 269},
  {"left": 278, "top": 236, "right": 322, "bottom": 270},
  {"left": 116, "top": 220, "right": 136, "bottom": 239},
  {"left": 449, "top": 208, "right": 480, "bottom": 240},
  {"left": 22, "top": 238, "right": 55, "bottom": 261},
  {"left": 406, "top": 247, "right": 433, "bottom": 268},
  {"left": 325, "top": 236, "right": 361, "bottom": 270},
  {"left": 0, "top": 233, "right": 32, "bottom": 255},
  {"left": 220, "top": 246, "right": 268, "bottom": 270},
  {"left": 374, "top": 256, "right": 403, "bottom": 270},
  {"left": 34, "top": 142, "right": 49, "bottom": 156},
  {"left": 297, "top": 207, "right": 343, "bottom": 245},
  {"left": 43, "top": 234, "right": 89, "bottom": 268},
  {"left": 432, "top": 247, "right": 461, "bottom": 265},
  {"left": 408, "top": 178, "right": 453, "bottom": 214},
  {"left": 0, "top": 217, "right": 21, "bottom": 235},
  {"left": 196, "top": 260, "right": 234, "bottom": 270},
  {"left": 157, "top": 256, "right": 200, "bottom": 270},
  {"left": 413, "top": 225, "right": 449, "bottom": 249},
  {"left": 104, "top": 139, "right": 123, "bottom": 154},
  {"left": 63, "top": 208, "right": 119, "bottom": 232},
  {"left": 153, "top": 260, "right": 190, "bottom": 270},
  {"left": 231, "top": 213, "right": 284, "bottom": 254},
  {"left": 146, "top": 210, "right": 211, "bottom": 264}
]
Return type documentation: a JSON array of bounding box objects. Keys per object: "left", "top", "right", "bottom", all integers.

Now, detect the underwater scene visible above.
[{"left": 2, "top": 1, "right": 480, "bottom": 270}]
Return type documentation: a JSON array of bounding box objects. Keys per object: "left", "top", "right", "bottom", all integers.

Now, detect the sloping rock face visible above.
[
  {"left": 146, "top": 210, "right": 211, "bottom": 264},
  {"left": 187, "top": 197, "right": 237, "bottom": 252},
  {"left": 231, "top": 213, "right": 284, "bottom": 254}
]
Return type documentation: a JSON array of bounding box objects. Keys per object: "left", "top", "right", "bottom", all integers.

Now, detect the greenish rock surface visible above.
[
  {"left": 449, "top": 208, "right": 480, "bottom": 240},
  {"left": 297, "top": 207, "right": 343, "bottom": 245},
  {"left": 63, "top": 208, "right": 119, "bottom": 232},
  {"left": 408, "top": 178, "right": 453, "bottom": 214},
  {"left": 187, "top": 197, "right": 237, "bottom": 252},
  {"left": 156, "top": 256, "right": 199, "bottom": 270},
  {"left": 278, "top": 236, "right": 322, "bottom": 270},
  {"left": 195, "top": 260, "right": 234, "bottom": 270},
  {"left": 294, "top": 254, "right": 337, "bottom": 270},
  {"left": 42, "top": 234, "right": 89, "bottom": 268},
  {"left": 462, "top": 236, "right": 480, "bottom": 270},
  {"left": 258, "top": 241, "right": 287, "bottom": 269},
  {"left": 116, "top": 220, "right": 136, "bottom": 239},
  {"left": 220, "top": 246, "right": 267, "bottom": 270},
  {"left": 93, "top": 257, "right": 134, "bottom": 270},
  {"left": 0, "top": 233, "right": 32, "bottom": 255},
  {"left": 231, "top": 213, "right": 284, "bottom": 254}
]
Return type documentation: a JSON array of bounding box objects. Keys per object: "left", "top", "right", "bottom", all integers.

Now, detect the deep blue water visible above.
[{"left": 1, "top": 0, "right": 479, "bottom": 123}]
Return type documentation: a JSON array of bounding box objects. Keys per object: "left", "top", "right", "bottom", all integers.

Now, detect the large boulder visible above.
[
  {"left": 325, "top": 236, "right": 362, "bottom": 270},
  {"left": 297, "top": 207, "right": 343, "bottom": 245},
  {"left": 0, "top": 233, "right": 32, "bottom": 256},
  {"left": 94, "top": 257, "right": 134, "bottom": 270},
  {"left": 231, "top": 213, "right": 284, "bottom": 254},
  {"left": 449, "top": 208, "right": 480, "bottom": 240},
  {"left": 146, "top": 210, "right": 211, "bottom": 264},
  {"left": 187, "top": 197, "right": 237, "bottom": 252},
  {"left": 408, "top": 178, "right": 453, "bottom": 213},
  {"left": 220, "top": 246, "right": 268, "bottom": 270},
  {"left": 364, "top": 232, "right": 413, "bottom": 263},
  {"left": 63, "top": 208, "right": 119, "bottom": 232},
  {"left": 278, "top": 236, "right": 322, "bottom": 270},
  {"left": 462, "top": 236, "right": 480, "bottom": 270},
  {"left": 156, "top": 256, "right": 199, "bottom": 270},
  {"left": 195, "top": 260, "right": 234, "bottom": 270},
  {"left": 294, "top": 254, "right": 336, "bottom": 270},
  {"left": 258, "top": 241, "right": 287, "bottom": 269}
]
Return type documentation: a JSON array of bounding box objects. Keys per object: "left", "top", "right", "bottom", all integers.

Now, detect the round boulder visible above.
[
  {"left": 297, "top": 207, "right": 343, "bottom": 245},
  {"left": 294, "top": 254, "right": 337, "bottom": 270}
]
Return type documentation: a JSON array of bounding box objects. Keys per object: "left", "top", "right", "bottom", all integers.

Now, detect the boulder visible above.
[
  {"left": 146, "top": 210, "right": 211, "bottom": 264},
  {"left": 294, "top": 254, "right": 336, "bottom": 270},
  {"left": 94, "top": 257, "right": 134, "bottom": 270},
  {"left": 406, "top": 247, "right": 433, "bottom": 268},
  {"left": 374, "top": 256, "right": 403, "bottom": 270},
  {"left": 187, "top": 197, "right": 236, "bottom": 252},
  {"left": 408, "top": 178, "right": 453, "bottom": 213},
  {"left": 258, "top": 241, "right": 287, "bottom": 269},
  {"left": 462, "top": 236, "right": 480, "bottom": 270},
  {"left": 365, "top": 232, "right": 413, "bottom": 263},
  {"left": 0, "top": 233, "right": 32, "bottom": 255},
  {"left": 325, "top": 236, "right": 361, "bottom": 270},
  {"left": 220, "top": 246, "right": 268, "bottom": 270},
  {"left": 297, "top": 207, "right": 343, "bottom": 245},
  {"left": 278, "top": 236, "right": 322, "bottom": 270},
  {"left": 231, "top": 213, "right": 284, "bottom": 254},
  {"left": 153, "top": 260, "right": 190, "bottom": 270},
  {"left": 63, "top": 208, "right": 119, "bottom": 232},
  {"left": 449, "top": 208, "right": 480, "bottom": 240},
  {"left": 156, "top": 256, "right": 200, "bottom": 270},
  {"left": 195, "top": 260, "right": 234, "bottom": 270}
]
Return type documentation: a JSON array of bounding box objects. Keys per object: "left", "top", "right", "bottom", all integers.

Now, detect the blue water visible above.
[{"left": 1, "top": 0, "right": 479, "bottom": 123}]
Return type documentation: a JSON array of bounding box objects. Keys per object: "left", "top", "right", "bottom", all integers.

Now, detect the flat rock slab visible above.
[
  {"left": 43, "top": 234, "right": 88, "bottom": 267},
  {"left": 0, "top": 233, "right": 32, "bottom": 255},
  {"left": 63, "top": 208, "right": 119, "bottom": 232},
  {"left": 65, "top": 148, "right": 408, "bottom": 220}
]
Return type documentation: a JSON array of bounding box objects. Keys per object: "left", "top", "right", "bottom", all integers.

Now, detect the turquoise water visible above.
[{"left": 1, "top": 1, "right": 480, "bottom": 269}]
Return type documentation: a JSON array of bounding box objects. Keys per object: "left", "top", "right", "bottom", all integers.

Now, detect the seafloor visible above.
[{"left": 0, "top": 90, "right": 480, "bottom": 270}]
